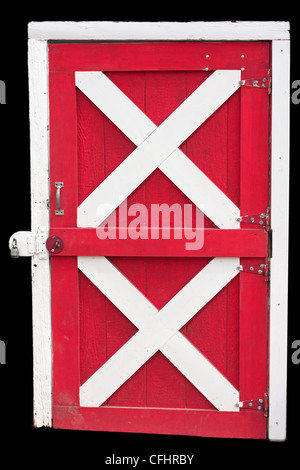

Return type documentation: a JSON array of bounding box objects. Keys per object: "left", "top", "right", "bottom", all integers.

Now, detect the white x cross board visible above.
[
  {"left": 75, "top": 70, "right": 243, "bottom": 411},
  {"left": 76, "top": 70, "right": 241, "bottom": 229},
  {"left": 79, "top": 256, "right": 240, "bottom": 410}
]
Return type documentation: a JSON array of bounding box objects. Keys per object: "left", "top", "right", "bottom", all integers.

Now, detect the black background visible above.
[{"left": 1, "top": 5, "right": 299, "bottom": 466}]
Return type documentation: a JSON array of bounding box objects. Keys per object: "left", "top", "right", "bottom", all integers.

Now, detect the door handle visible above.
[{"left": 55, "top": 182, "right": 64, "bottom": 215}]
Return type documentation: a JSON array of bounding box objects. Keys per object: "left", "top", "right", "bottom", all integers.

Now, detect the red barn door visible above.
[{"left": 48, "top": 42, "right": 270, "bottom": 439}]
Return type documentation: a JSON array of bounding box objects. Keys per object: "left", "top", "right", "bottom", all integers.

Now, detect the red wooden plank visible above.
[
  {"left": 239, "top": 67, "right": 270, "bottom": 414},
  {"left": 49, "top": 42, "right": 270, "bottom": 72},
  {"left": 49, "top": 227, "right": 268, "bottom": 257},
  {"left": 53, "top": 406, "right": 266, "bottom": 439},
  {"left": 240, "top": 72, "right": 270, "bottom": 218},
  {"left": 52, "top": 257, "right": 80, "bottom": 406},
  {"left": 50, "top": 71, "right": 80, "bottom": 407},
  {"left": 49, "top": 72, "right": 78, "bottom": 227},
  {"left": 239, "top": 262, "right": 268, "bottom": 401}
]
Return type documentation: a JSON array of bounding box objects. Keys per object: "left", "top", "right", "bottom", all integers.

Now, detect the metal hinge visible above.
[
  {"left": 238, "top": 258, "right": 269, "bottom": 281},
  {"left": 239, "top": 70, "right": 271, "bottom": 94},
  {"left": 239, "top": 393, "right": 269, "bottom": 417},
  {"left": 237, "top": 207, "right": 270, "bottom": 231},
  {"left": 8, "top": 229, "right": 48, "bottom": 260}
]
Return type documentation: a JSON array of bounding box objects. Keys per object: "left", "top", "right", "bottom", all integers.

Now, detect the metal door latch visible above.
[
  {"left": 55, "top": 182, "right": 64, "bottom": 215},
  {"left": 8, "top": 230, "right": 48, "bottom": 260}
]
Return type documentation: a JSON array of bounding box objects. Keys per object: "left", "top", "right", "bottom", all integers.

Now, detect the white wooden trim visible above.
[
  {"left": 28, "top": 38, "right": 52, "bottom": 427},
  {"left": 76, "top": 71, "right": 240, "bottom": 228},
  {"left": 268, "top": 40, "right": 290, "bottom": 442},
  {"left": 79, "top": 257, "right": 240, "bottom": 407},
  {"left": 77, "top": 70, "right": 241, "bottom": 227},
  {"left": 78, "top": 256, "right": 239, "bottom": 411},
  {"left": 28, "top": 21, "right": 290, "bottom": 41}
]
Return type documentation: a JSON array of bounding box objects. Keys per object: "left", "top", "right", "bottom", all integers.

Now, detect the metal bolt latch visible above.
[{"left": 46, "top": 235, "right": 64, "bottom": 254}]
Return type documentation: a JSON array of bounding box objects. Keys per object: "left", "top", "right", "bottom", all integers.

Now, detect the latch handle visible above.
[{"left": 55, "top": 182, "right": 64, "bottom": 215}]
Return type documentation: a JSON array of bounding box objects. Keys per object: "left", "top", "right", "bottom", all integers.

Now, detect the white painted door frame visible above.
[{"left": 26, "top": 21, "right": 290, "bottom": 441}]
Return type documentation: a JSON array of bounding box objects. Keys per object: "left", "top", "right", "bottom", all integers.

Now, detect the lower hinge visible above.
[
  {"left": 239, "top": 393, "right": 269, "bottom": 417},
  {"left": 9, "top": 229, "right": 48, "bottom": 260}
]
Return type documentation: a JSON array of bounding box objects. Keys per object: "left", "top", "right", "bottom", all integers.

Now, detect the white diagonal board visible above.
[
  {"left": 76, "top": 70, "right": 241, "bottom": 228},
  {"left": 78, "top": 256, "right": 240, "bottom": 411},
  {"left": 79, "top": 256, "right": 240, "bottom": 408}
]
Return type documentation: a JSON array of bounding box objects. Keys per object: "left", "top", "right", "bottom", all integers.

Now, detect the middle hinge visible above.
[
  {"left": 238, "top": 258, "right": 269, "bottom": 281},
  {"left": 237, "top": 207, "right": 270, "bottom": 231}
]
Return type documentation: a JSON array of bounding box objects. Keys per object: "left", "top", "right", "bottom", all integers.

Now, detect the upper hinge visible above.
[
  {"left": 239, "top": 393, "right": 269, "bottom": 417},
  {"left": 9, "top": 229, "right": 48, "bottom": 260},
  {"left": 239, "top": 70, "right": 271, "bottom": 94},
  {"left": 237, "top": 207, "right": 270, "bottom": 231}
]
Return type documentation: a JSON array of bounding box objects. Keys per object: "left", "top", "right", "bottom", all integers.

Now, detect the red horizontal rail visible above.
[
  {"left": 48, "top": 228, "right": 268, "bottom": 257},
  {"left": 49, "top": 43, "right": 270, "bottom": 72},
  {"left": 53, "top": 405, "right": 266, "bottom": 439}
]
